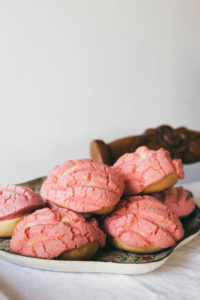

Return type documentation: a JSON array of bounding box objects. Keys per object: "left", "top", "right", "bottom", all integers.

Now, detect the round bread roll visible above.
[
  {"left": 40, "top": 159, "right": 124, "bottom": 214},
  {"left": 152, "top": 186, "right": 196, "bottom": 218},
  {"left": 103, "top": 195, "right": 184, "bottom": 254},
  {"left": 113, "top": 146, "right": 184, "bottom": 195},
  {"left": 0, "top": 185, "right": 45, "bottom": 237},
  {"left": 10, "top": 208, "right": 106, "bottom": 260}
]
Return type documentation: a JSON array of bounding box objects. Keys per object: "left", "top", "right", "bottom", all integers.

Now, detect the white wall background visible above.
[{"left": 0, "top": 0, "right": 200, "bottom": 184}]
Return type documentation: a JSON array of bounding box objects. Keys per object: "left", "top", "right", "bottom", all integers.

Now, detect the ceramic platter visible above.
[{"left": 0, "top": 177, "right": 199, "bottom": 275}]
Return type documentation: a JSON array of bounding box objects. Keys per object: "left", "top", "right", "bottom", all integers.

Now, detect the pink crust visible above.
[
  {"left": 0, "top": 185, "right": 45, "bottom": 221},
  {"left": 10, "top": 207, "right": 106, "bottom": 259},
  {"left": 40, "top": 159, "right": 124, "bottom": 213},
  {"left": 47, "top": 200, "right": 58, "bottom": 209},
  {"left": 153, "top": 187, "right": 195, "bottom": 218},
  {"left": 113, "top": 146, "right": 185, "bottom": 195},
  {"left": 103, "top": 195, "right": 184, "bottom": 249}
]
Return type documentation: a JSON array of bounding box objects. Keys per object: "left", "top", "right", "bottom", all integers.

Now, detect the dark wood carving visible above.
[
  {"left": 128, "top": 125, "right": 200, "bottom": 163},
  {"left": 90, "top": 125, "right": 200, "bottom": 165}
]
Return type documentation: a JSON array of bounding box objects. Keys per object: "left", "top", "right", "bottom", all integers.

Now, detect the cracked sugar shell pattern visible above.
[{"left": 0, "top": 177, "right": 199, "bottom": 274}]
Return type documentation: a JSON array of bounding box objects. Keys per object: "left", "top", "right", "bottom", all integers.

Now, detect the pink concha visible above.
[
  {"left": 40, "top": 159, "right": 125, "bottom": 213},
  {"left": 10, "top": 207, "right": 106, "bottom": 259},
  {"left": 103, "top": 195, "right": 184, "bottom": 249},
  {"left": 113, "top": 146, "right": 185, "bottom": 195},
  {"left": 0, "top": 185, "right": 45, "bottom": 221},
  {"left": 153, "top": 186, "right": 196, "bottom": 218}
]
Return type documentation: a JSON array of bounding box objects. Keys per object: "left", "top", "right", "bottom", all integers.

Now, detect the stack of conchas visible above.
[
  {"left": 8, "top": 146, "right": 196, "bottom": 259},
  {"left": 103, "top": 146, "right": 195, "bottom": 253},
  {"left": 10, "top": 159, "right": 124, "bottom": 260}
]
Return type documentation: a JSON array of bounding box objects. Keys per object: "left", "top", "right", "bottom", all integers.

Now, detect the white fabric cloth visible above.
[{"left": 0, "top": 181, "right": 200, "bottom": 300}]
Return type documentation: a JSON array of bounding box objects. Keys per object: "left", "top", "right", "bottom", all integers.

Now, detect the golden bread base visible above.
[
  {"left": 142, "top": 174, "right": 178, "bottom": 194},
  {"left": 53, "top": 201, "right": 115, "bottom": 216},
  {"left": 92, "top": 205, "right": 115, "bottom": 215},
  {"left": 110, "top": 237, "right": 163, "bottom": 254},
  {"left": 0, "top": 215, "right": 26, "bottom": 238},
  {"left": 59, "top": 242, "right": 99, "bottom": 260}
]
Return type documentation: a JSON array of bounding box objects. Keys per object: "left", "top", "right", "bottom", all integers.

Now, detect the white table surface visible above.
[{"left": 0, "top": 181, "right": 200, "bottom": 300}]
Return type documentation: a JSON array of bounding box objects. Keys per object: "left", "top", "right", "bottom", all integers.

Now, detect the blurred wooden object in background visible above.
[{"left": 90, "top": 125, "right": 200, "bottom": 165}]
